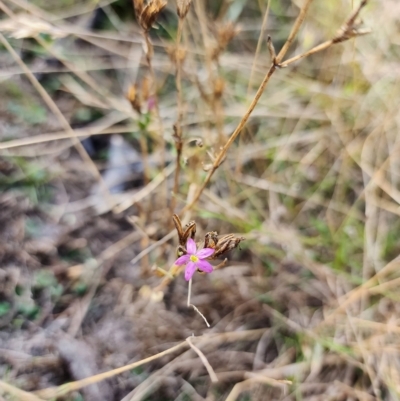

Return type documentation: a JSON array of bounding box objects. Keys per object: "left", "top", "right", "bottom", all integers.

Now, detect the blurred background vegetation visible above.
[{"left": 1, "top": 0, "right": 400, "bottom": 400}]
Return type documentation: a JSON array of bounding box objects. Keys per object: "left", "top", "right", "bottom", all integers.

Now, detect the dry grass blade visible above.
[
  {"left": 318, "top": 257, "right": 400, "bottom": 327},
  {"left": 34, "top": 342, "right": 188, "bottom": 399},
  {"left": 225, "top": 377, "right": 291, "bottom": 401},
  {"left": 34, "top": 331, "right": 267, "bottom": 399},
  {"left": 0, "top": 380, "right": 45, "bottom": 401},
  {"left": 113, "top": 163, "right": 176, "bottom": 213},
  {"left": 186, "top": 336, "right": 218, "bottom": 383}
]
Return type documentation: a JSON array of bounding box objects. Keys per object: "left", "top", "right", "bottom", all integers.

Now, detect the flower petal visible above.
[
  {"left": 175, "top": 254, "right": 190, "bottom": 266},
  {"left": 196, "top": 247, "right": 215, "bottom": 259},
  {"left": 186, "top": 238, "right": 197, "bottom": 255},
  {"left": 196, "top": 260, "right": 213, "bottom": 273},
  {"left": 184, "top": 261, "right": 197, "bottom": 281}
]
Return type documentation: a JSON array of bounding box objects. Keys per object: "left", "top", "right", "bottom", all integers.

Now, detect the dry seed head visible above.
[
  {"left": 177, "top": 0, "right": 192, "bottom": 19},
  {"left": 127, "top": 84, "right": 137, "bottom": 103},
  {"left": 127, "top": 84, "right": 142, "bottom": 114},
  {"left": 133, "top": 0, "right": 145, "bottom": 16},
  {"left": 213, "top": 77, "right": 225, "bottom": 99},
  {"left": 176, "top": 48, "right": 187, "bottom": 63},
  {"left": 126, "top": 76, "right": 152, "bottom": 113},
  {"left": 211, "top": 22, "right": 239, "bottom": 60},
  {"left": 133, "top": 0, "right": 167, "bottom": 32},
  {"left": 166, "top": 45, "right": 187, "bottom": 64},
  {"left": 141, "top": 75, "right": 151, "bottom": 102},
  {"left": 217, "top": 22, "right": 238, "bottom": 49},
  {"left": 203, "top": 232, "right": 244, "bottom": 260}
]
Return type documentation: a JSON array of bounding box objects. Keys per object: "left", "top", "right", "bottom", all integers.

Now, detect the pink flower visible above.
[{"left": 175, "top": 238, "right": 215, "bottom": 281}]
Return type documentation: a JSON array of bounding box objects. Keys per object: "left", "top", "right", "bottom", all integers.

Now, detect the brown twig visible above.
[
  {"left": 180, "top": 62, "right": 276, "bottom": 214},
  {"left": 275, "top": 0, "right": 314, "bottom": 64}
]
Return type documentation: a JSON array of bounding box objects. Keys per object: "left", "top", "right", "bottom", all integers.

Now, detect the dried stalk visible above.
[
  {"left": 133, "top": 0, "right": 167, "bottom": 205},
  {"left": 143, "top": 32, "right": 166, "bottom": 183},
  {"left": 186, "top": 336, "right": 218, "bottom": 382},
  {"left": 171, "top": 16, "right": 185, "bottom": 214}
]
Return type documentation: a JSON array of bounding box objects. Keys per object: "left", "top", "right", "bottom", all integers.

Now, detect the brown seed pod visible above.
[
  {"left": 204, "top": 231, "right": 218, "bottom": 249},
  {"left": 172, "top": 214, "right": 197, "bottom": 247},
  {"left": 204, "top": 232, "right": 244, "bottom": 259}
]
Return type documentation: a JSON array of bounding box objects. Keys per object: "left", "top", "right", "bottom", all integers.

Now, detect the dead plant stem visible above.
[
  {"left": 280, "top": 40, "right": 333, "bottom": 67},
  {"left": 181, "top": 63, "right": 276, "bottom": 214},
  {"left": 144, "top": 32, "right": 166, "bottom": 201},
  {"left": 246, "top": 0, "right": 272, "bottom": 98},
  {"left": 171, "top": 17, "right": 185, "bottom": 214},
  {"left": 236, "top": 0, "right": 271, "bottom": 175},
  {"left": 275, "top": 0, "right": 314, "bottom": 64},
  {"left": 186, "top": 336, "right": 218, "bottom": 382},
  {"left": 139, "top": 128, "right": 150, "bottom": 185},
  {"left": 0, "top": 380, "right": 45, "bottom": 401}
]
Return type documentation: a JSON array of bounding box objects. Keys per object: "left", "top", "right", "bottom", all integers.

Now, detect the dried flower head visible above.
[
  {"left": 177, "top": 0, "right": 192, "bottom": 19},
  {"left": 173, "top": 214, "right": 196, "bottom": 249},
  {"left": 204, "top": 232, "right": 244, "bottom": 259},
  {"left": 213, "top": 77, "right": 225, "bottom": 99},
  {"left": 174, "top": 238, "right": 214, "bottom": 281},
  {"left": 133, "top": 0, "right": 167, "bottom": 31},
  {"left": 212, "top": 22, "right": 239, "bottom": 60},
  {"left": 166, "top": 45, "right": 187, "bottom": 64},
  {"left": 333, "top": 0, "right": 370, "bottom": 43},
  {"left": 127, "top": 76, "right": 153, "bottom": 114},
  {"left": 133, "top": 0, "right": 145, "bottom": 16},
  {"left": 127, "top": 84, "right": 141, "bottom": 113}
]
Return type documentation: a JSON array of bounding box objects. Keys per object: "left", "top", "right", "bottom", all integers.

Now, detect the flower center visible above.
[{"left": 190, "top": 255, "right": 199, "bottom": 263}]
